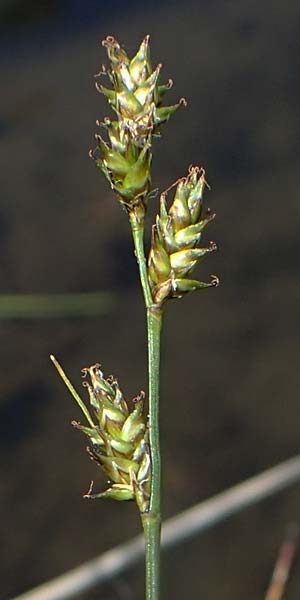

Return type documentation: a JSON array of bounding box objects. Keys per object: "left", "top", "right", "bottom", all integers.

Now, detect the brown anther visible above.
[
  {"left": 102, "top": 35, "right": 116, "bottom": 47},
  {"left": 210, "top": 275, "right": 220, "bottom": 287},
  {"left": 188, "top": 165, "right": 201, "bottom": 176},
  {"left": 209, "top": 241, "right": 218, "bottom": 252},
  {"left": 133, "top": 390, "right": 146, "bottom": 404}
]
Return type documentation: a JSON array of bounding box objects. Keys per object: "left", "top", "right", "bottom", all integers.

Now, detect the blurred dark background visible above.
[{"left": 1, "top": 0, "right": 300, "bottom": 598}]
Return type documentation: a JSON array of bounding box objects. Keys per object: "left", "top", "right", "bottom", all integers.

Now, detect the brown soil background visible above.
[{"left": 1, "top": 1, "right": 300, "bottom": 598}]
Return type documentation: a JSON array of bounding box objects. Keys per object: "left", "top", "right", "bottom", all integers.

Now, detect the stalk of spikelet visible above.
[
  {"left": 90, "top": 35, "right": 186, "bottom": 211},
  {"left": 148, "top": 166, "right": 219, "bottom": 304},
  {"left": 52, "top": 356, "right": 151, "bottom": 513}
]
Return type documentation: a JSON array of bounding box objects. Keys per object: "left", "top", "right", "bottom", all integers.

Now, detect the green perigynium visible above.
[
  {"left": 98, "top": 36, "right": 184, "bottom": 139},
  {"left": 89, "top": 35, "right": 186, "bottom": 212},
  {"left": 94, "top": 127, "right": 152, "bottom": 208},
  {"left": 148, "top": 166, "right": 219, "bottom": 304}
]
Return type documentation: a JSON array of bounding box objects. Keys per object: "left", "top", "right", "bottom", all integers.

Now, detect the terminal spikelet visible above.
[
  {"left": 90, "top": 35, "right": 186, "bottom": 211},
  {"left": 148, "top": 166, "right": 219, "bottom": 304},
  {"left": 98, "top": 35, "right": 185, "bottom": 140}
]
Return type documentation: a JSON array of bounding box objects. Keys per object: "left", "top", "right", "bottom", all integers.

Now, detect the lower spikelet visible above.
[{"left": 51, "top": 356, "right": 151, "bottom": 513}]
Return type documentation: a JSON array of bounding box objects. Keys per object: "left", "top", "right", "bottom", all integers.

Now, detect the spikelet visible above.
[
  {"left": 91, "top": 123, "right": 152, "bottom": 208},
  {"left": 148, "top": 166, "right": 219, "bottom": 304},
  {"left": 97, "top": 35, "right": 185, "bottom": 140},
  {"left": 90, "top": 35, "right": 185, "bottom": 211},
  {"left": 51, "top": 357, "right": 151, "bottom": 513}
]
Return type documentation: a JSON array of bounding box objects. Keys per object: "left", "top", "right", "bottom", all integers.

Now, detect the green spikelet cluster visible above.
[
  {"left": 93, "top": 124, "right": 152, "bottom": 210},
  {"left": 73, "top": 364, "right": 151, "bottom": 513},
  {"left": 148, "top": 166, "right": 219, "bottom": 304},
  {"left": 90, "top": 35, "right": 185, "bottom": 211}
]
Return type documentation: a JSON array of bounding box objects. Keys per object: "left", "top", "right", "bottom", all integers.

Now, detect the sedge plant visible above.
[{"left": 51, "top": 35, "right": 218, "bottom": 600}]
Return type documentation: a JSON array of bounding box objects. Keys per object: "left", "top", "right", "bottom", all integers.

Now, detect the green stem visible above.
[
  {"left": 129, "top": 211, "right": 153, "bottom": 308},
  {"left": 129, "top": 210, "right": 162, "bottom": 600},
  {"left": 142, "top": 306, "right": 162, "bottom": 600},
  {"left": 141, "top": 508, "right": 161, "bottom": 600}
]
